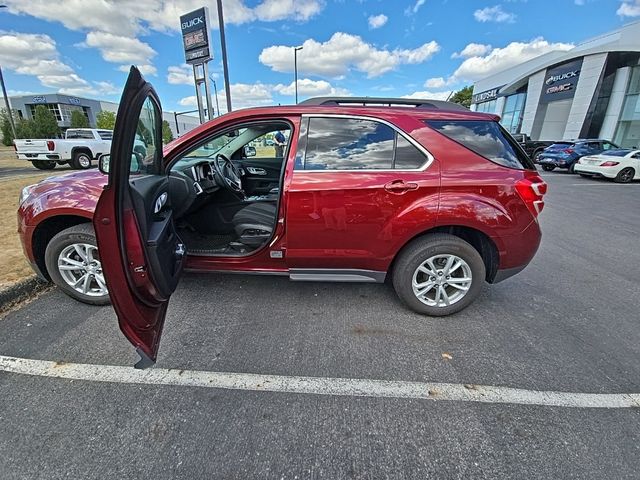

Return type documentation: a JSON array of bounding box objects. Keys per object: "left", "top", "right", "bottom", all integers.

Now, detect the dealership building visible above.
[
  {"left": 471, "top": 21, "right": 640, "bottom": 148},
  {"left": 8, "top": 93, "right": 201, "bottom": 138}
]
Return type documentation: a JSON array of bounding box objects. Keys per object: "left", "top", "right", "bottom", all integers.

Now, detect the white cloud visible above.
[
  {"left": 2, "top": 0, "right": 325, "bottom": 36},
  {"left": 617, "top": 0, "right": 640, "bottom": 16},
  {"left": 167, "top": 64, "right": 194, "bottom": 85},
  {"left": 253, "top": 0, "right": 325, "bottom": 21},
  {"left": 473, "top": 5, "right": 516, "bottom": 23},
  {"left": 452, "top": 37, "right": 573, "bottom": 81},
  {"left": 259, "top": 33, "right": 440, "bottom": 78},
  {"left": 0, "top": 32, "right": 95, "bottom": 94},
  {"left": 84, "top": 31, "right": 156, "bottom": 66},
  {"left": 273, "top": 79, "right": 349, "bottom": 97},
  {"left": 402, "top": 90, "right": 452, "bottom": 101},
  {"left": 451, "top": 43, "right": 492, "bottom": 59},
  {"left": 405, "top": 0, "right": 427, "bottom": 15},
  {"left": 94, "top": 81, "right": 120, "bottom": 95},
  {"left": 368, "top": 14, "right": 388, "bottom": 29},
  {"left": 424, "top": 77, "right": 447, "bottom": 88}
]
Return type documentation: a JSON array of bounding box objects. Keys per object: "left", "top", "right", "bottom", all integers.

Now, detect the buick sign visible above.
[
  {"left": 180, "top": 7, "right": 212, "bottom": 65},
  {"left": 539, "top": 58, "right": 583, "bottom": 104},
  {"left": 545, "top": 70, "right": 580, "bottom": 86}
]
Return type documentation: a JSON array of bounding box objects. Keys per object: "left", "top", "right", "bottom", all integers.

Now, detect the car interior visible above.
[{"left": 163, "top": 121, "right": 291, "bottom": 256}]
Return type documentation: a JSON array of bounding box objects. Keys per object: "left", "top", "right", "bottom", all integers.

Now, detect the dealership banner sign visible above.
[
  {"left": 180, "top": 7, "right": 212, "bottom": 65},
  {"left": 540, "top": 58, "right": 583, "bottom": 103},
  {"left": 472, "top": 87, "right": 500, "bottom": 105}
]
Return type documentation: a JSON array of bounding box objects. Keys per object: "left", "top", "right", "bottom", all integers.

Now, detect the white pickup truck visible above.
[{"left": 14, "top": 128, "right": 115, "bottom": 170}]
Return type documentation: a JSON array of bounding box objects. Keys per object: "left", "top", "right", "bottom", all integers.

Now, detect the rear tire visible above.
[
  {"left": 541, "top": 165, "right": 555, "bottom": 172},
  {"left": 615, "top": 167, "right": 635, "bottom": 184},
  {"left": 71, "top": 151, "right": 92, "bottom": 170},
  {"left": 392, "top": 234, "right": 485, "bottom": 316},
  {"left": 32, "top": 160, "right": 56, "bottom": 170},
  {"left": 44, "top": 223, "right": 110, "bottom": 305},
  {"left": 569, "top": 162, "right": 576, "bottom": 174}
]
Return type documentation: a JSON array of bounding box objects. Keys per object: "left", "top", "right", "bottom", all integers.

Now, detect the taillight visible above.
[
  {"left": 46, "top": 140, "right": 55, "bottom": 151},
  {"left": 563, "top": 148, "right": 574, "bottom": 154},
  {"left": 516, "top": 175, "right": 547, "bottom": 218},
  {"left": 600, "top": 161, "right": 619, "bottom": 167}
]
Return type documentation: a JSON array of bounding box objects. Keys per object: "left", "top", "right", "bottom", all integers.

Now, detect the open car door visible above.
[{"left": 94, "top": 66, "right": 185, "bottom": 368}]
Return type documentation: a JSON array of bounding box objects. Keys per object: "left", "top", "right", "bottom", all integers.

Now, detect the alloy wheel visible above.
[
  {"left": 57, "top": 243, "right": 108, "bottom": 297},
  {"left": 412, "top": 254, "right": 472, "bottom": 307}
]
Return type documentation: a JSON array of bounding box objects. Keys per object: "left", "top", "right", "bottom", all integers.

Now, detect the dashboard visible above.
[{"left": 167, "top": 159, "right": 223, "bottom": 218}]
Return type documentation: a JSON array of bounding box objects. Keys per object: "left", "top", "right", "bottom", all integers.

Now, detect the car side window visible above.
[
  {"left": 394, "top": 134, "right": 427, "bottom": 169},
  {"left": 302, "top": 118, "right": 395, "bottom": 170},
  {"left": 602, "top": 142, "right": 615, "bottom": 150}
]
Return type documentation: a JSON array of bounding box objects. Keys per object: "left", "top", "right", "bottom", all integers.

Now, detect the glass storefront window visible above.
[
  {"left": 475, "top": 100, "right": 497, "bottom": 113},
  {"left": 614, "top": 67, "right": 640, "bottom": 148},
  {"left": 500, "top": 93, "right": 526, "bottom": 134}
]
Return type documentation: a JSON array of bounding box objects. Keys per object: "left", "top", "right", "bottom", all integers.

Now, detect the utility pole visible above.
[
  {"left": 294, "top": 46, "right": 303, "bottom": 104},
  {"left": 0, "top": 65, "right": 16, "bottom": 139},
  {"left": 216, "top": 0, "right": 232, "bottom": 113}
]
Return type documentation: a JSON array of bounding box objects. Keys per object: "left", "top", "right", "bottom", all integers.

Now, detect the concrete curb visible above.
[{"left": 0, "top": 277, "right": 50, "bottom": 313}]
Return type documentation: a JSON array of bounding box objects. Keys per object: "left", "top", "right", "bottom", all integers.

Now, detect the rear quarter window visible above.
[{"left": 425, "top": 120, "right": 534, "bottom": 170}]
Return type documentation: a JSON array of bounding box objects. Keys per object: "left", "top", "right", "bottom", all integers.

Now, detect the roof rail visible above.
[{"left": 298, "top": 96, "right": 469, "bottom": 111}]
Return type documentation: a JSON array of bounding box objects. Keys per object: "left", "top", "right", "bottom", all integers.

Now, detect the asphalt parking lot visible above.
[{"left": 0, "top": 170, "right": 639, "bottom": 479}]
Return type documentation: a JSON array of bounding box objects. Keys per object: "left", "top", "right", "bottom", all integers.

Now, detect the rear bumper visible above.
[
  {"left": 489, "top": 219, "right": 542, "bottom": 284},
  {"left": 574, "top": 164, "right": 616, "bottom": 179},
  {"left": 538, "top": 157, "right": 571, "bottom": 168},
  {"left": 17, "top": 153, "right": 62, "bottom": 161}
]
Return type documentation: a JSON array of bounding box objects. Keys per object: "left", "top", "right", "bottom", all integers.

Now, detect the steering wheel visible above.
[{"left": 212, "top": 153, "right": 244, "bottom": 197}]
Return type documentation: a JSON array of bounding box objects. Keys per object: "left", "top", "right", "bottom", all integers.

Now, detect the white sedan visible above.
[{"left": 574, "top": 149, "right": 640, "bottom": 183}]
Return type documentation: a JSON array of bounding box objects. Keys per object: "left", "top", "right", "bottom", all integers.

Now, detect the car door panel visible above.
[
  {"left": 238, "top": 157, "right": 282, "bottom": 195},
  {"left": 93, "top": 66, "right": 183, "bottom": 366}
]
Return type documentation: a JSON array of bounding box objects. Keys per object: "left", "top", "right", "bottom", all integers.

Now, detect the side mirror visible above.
[
  {"left": 98, "top": 153, "right": 143, "bottom": 175},
  {"left": 98, "top": 154, "right": 110, "bottom": 174},
  {"left": 244, "top": 145, "right": 256, "bottom": 157}
]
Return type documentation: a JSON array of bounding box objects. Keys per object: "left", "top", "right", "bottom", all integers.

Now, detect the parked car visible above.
[
  {"left": 574, "top": 149, "right": 640, "bottom": 183},
  {"left": 512, "top": 133, "right": 556, "bottom": 162},
  {"left": 14, "top": 128, "right": 147, "bottom": 170},
  {"left": 18, "top": 67, "right": 547, "bottom": 366},
  {"left": 537, "top": 139, "right": 619, "bottom": 173}
]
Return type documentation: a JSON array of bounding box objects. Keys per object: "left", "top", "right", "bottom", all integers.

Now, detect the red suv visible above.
[{"left": 18, "top": 67, "right": 546, "bottom": 366}]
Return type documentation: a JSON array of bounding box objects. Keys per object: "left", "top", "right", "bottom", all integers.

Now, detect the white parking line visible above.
[{"left": 1, "top": 355, "right": 638, "bottom": 409}]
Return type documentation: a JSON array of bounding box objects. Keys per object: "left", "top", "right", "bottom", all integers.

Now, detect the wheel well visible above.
[
  {"left": 32, "top": 215, "right": 92, "bottom": 280},
  {"left": 390, "top": 226, "right": 499, "bottom": 282},
  {"left": 71, "top": 147, "right": 92, "bottom": 159}
]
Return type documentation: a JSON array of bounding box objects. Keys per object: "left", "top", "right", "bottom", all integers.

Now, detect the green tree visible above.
[
  {"left": 96, "top": 110, "right": 116, "bottom": 130},
  {"left": 15, "top": 117, "right": 36, "bottom": 139},
  {"left": 162, "top": 120, "right": 174, "bottom": 144},
  {"left": 449, "top": 86, "right": 473, "bottom": 108},
  {"left": 1, "top": 109, "right": 15, "bottom": 146},
  {"left": 32, "top": 105, "right": 60, "bottom": 138},
  {"left": 70, "top": 110, "right": 89, "bottom": 128}
]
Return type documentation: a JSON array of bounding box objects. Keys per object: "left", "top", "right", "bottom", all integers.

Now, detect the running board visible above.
[{"left": 289, "top": 269, "right": 386, "bottom": 283}]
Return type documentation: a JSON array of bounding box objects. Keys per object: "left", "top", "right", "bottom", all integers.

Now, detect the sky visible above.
[{"left": 0, "top": 0, "right": 639, "bottom": 114}]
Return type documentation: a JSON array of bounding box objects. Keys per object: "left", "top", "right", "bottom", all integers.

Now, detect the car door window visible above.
[
  {"left": 602, "top": 142, "right": 615, "bottom": 150},
  {"left": 301, "top": 117, "right": 395, "bottom": 170},
  {"left": 133, "top": 97, "right": 161, "bottom": 175}
]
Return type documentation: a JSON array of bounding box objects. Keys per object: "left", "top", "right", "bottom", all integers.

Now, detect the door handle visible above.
[
  {"left": 246, "top": 167, "right": 267, "bottom": 175},
  {"left": 384, "top": 180, "right": 418, "bottom": 194}
]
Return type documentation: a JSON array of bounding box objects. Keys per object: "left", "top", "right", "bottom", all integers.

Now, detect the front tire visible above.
[
  {"left": 615, "top": 167, "right": 635, "bottom": 184},
  {"left": 44, "top": 224, "right": 110, "bottom": 305},
  {"left": 71, "top": 151, "right": 92, "bottom": 170},
  {"left": 32, "top": 160, "right": 56, "bottom": 170},
  {"left": 392, "top": 234, "right": 485, "bottom": 316},
  {"left": 541, "top": 165, "right": 555, "bottom": 172}
]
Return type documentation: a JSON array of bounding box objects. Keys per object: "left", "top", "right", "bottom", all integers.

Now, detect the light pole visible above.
[
  {"left": 294, "top": 46, "right": 303, "bottom": 104},
  {"left": 216, "top": 0, "right": 232, "bottom": 113},
  {"left": 210, "top": 76, "right": 221, "bottom": 117}
]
